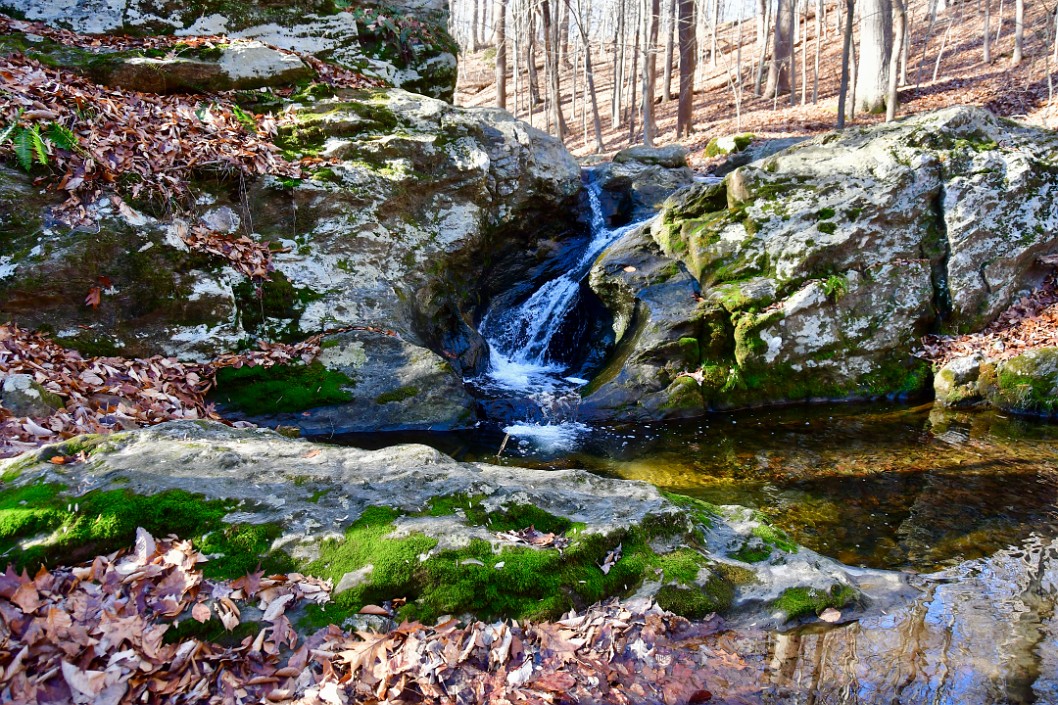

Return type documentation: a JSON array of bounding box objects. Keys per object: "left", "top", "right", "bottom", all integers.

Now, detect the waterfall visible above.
[
  {"left": 480, "top": 179, "right": 640, "bottom": 381},
  {"left": 473, "top": 174, "right": 644, "bottom": 450}
]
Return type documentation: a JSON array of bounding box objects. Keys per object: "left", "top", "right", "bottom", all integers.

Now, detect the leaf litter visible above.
[{"left": 0, "top": 529, "right": 769, "bottom": 704}]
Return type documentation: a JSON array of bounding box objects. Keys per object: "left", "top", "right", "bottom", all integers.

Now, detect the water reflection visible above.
[{"left": 327, "top": 404, "right": 1058, "bottom": 572}]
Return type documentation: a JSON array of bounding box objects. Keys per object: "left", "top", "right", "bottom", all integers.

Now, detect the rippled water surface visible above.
[
  {"left": 335, "top": 403, "right": 1058, "bottom": 572},
  {"left": 330, "top": 403, "right": 1058, "bottom": 703}
]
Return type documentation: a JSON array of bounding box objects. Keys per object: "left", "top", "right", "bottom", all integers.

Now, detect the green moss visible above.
[
  {"left": 375, "top": 385, "right": 420, "bottom": 404},
  {"left": 985, "top": 350, "right": 1058, "bottom": 415},
  {"left": 0, "top": 482, "right": 282, "bottom": 577},
  {"left": 233, "top": 271, "right": 322, "bottom": 339},
  {"left": 818, "top": 222, "right": 837, "bottom": 235},
  {"left": 211, "top": 362, "right": 355, "bottom": 415},
  {"left": 772, "top": 584, "right": 856, "bottom": 621},
  {"left": 677, "top": 337, "right": 701, "bottom": 366},
  {"left": 751, "top": 521, "right": 798, "bottom": 553},
  {"left": 656, "top": 574, "right": 735, "bottom": 618},
  {"left": 822, "top": 274, "right": 848, "bottom": 301},
  {"left": 815, "top": 207, "right": 836, "bottom": 220},
  {"left": 661, "top": 491, "right": 721, "bottom": 530}
]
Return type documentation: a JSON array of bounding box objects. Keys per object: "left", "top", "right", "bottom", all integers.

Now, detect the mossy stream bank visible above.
[{"left": 0, "top": 420, "right": 880, "bottom": 632}]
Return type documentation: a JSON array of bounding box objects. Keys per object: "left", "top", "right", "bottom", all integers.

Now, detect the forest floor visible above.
[{"left": 456, "top": 0, "right": 1058, "bottom": 164}]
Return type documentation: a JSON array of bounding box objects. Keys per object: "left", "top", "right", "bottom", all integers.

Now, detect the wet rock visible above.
[
  {"left": 933, "top": 354, "right": 987, "bottom": 407},
  {"left": 1, "top": 374, "right": 64, "bottom": 417},
  {"left": 239, "top": 329, "right": 477, "bottom": 434},
  {"left": 583, "top": 107, "right": 1058, "bottom": 420},
  {"left": 0, "top": 420, "right": 900, "bottom": 626},
  {"left": 1, "top": 88, "right": 581, "bottom": 425},
  {"left": 613, "top": 144, "right": 689, "bottom": 169},
  {"left": 980, "top": 347, "right": 1058, "bottom": 417},
  {"left": 595, "top": 145, "right": 697, "bottom": 224}
]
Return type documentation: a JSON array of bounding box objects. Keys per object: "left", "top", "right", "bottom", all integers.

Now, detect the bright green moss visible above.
[
  {"left": 815, "top": 207, "right": 836, "bottom": 220},
  {"left": 656, "top": 575, "right": 735, "bottom": 618},
  {"left": 375, "top": 386, "right": 420, "bottom": 404},
  {"left": 823, "top": 274, "right": 848, "bottom": 300},
  {"left": 0, "top": 483, "right": 282, "bottom": 577},
  {"left": 772, "top": 584, "right": 856, "bottom": 621},
  {"left": 818, "top": 222, "right": 837, "bottom": 235},
  {"left": 212, "top": 362, "right": 354, "bottom": 415},
  {"left": 661, "top": 491, "right": 720, "bottom": 530}
]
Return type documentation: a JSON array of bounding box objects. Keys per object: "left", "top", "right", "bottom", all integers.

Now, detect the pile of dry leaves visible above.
[
  {"left": 0, "top": 324, "right": 322, "bottom": 457},
  {"left": 918, "top": 265, "right": 1058, "bottom": 365},
  {"left": 0, "top": 529, "right": 735, "bottom": 705},
  {"left": 0, "top": 14, "right": 376, "bottom": 213}
]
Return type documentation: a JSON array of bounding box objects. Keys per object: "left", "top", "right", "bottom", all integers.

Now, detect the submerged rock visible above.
[
  {"left": 0, "top": 420, "right": 900, "bottom": 627},
  {"left": 582, "top": 107, "right": 1058, "bottom": 420}
]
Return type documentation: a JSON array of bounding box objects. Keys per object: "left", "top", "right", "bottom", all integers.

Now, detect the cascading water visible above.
[{"left": 473, "top": 174, "right": 646, "bottom": 450}]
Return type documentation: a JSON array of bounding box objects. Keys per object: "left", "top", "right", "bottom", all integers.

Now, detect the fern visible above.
[
  {"left": 46, "top": 123, "right": 78, "bottom": 151},
  {"left": 12, "top": 128, "right": 35, "bottom": 171},
  {"left": 1, "top": 119, "right": 80, "bottom": 171},
  {"left": 29, "top": 125, "right": 47, "bottom": 166}
]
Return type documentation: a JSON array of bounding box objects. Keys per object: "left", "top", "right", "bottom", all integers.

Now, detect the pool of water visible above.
[{"left": 327, "top": 402, "right": 1058, "bottom": 573}]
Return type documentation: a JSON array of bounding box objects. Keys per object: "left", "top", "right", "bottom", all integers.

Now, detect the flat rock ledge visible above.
[{"left": 0, "top": 421, "right": 910, "bottom": 627}]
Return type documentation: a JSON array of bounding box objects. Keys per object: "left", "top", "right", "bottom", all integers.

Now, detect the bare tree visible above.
[
  {"left": 886, "top": 0, "right": 906, "bottom": 120},
  {"left": 857, "top": 0, "right": 893, "bottom": 113},
  {"left": 754, "top": 0, "right": 772, "bottom": 95},
  {"left": 838, "top": 0, "right": 855, "bottom": 127},
  {"left": 541, "top": 0, "right": 568, "bottom": 138},
  {"left": 1012, "top": 0, "right": 1024, "bottom": 66},
  {"left": 983, "top": 0, "right": 992, "bottom": 63},
  {"left": 564, "top": 0, "right": 604, "bottom": 151},
  {"left": 613, "top": 0, "right": 626, "bottom": 127},
  {"left": 677, "top": 0, "right": 697, "bottom": 135},
  {"left": 813, "top": 0, "right": 822, "bottom": 102},
  {"left": 496, "top": 0, "right": 509, "bottom": 108},
  {"left": 764, "top": 0, "right": 794, "bottom": 98},
  {"left": 663, "top": 0, "right": 677, "bottom": 100},
  {"left": 642, "top": 0, "right": 661, "bottom": 145}
]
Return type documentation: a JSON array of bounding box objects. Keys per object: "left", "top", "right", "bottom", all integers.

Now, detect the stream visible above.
[{"left": 336, "top": 173, "right": 1058, "bottom": 702}]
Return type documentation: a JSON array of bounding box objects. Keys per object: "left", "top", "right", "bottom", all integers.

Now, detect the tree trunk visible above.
[
  {"left": 527, "top": 10, "right": 541, "bottom": 108},
  {"left": 642, "top": 0, "right": 660, "bottom": 145},
  {"left": 754, "top": 0, "right": 771, "bottom": 95},
  {"left": 663, "top": 0, "right": 677, "bottom": 100},
  {"left": 983, "top": 0, "right": 992, "bottom": 63},
  {"left": 496, "top": 0, "right": 508, "bottom": 108},
  {"left": 763, "top": 0, "right": 793, "bottom": 99},
  {"left": 1012, "top": 0, "right": 1024, "bottom": 66},
  {"left": 472, "top": 0, "right": 481, "bottom": 50},
  {"left": 541, "top": 0, "right": 567, "bottom": 139},
  {"left": 886, "top": 0, "right": 905, "bottom": 120},
  {"left": 677, "top": 0, "right": 697, "bottom": 135},
  {"left": 838, "top": 0, "right": 855, "bottom": 127},
  {"left": 627, "top": 0, "right": 641, "bottom": 134},
  {"left": 857, "top": 0, "right": 893, "bottom": 113},
  {"left": 710, "top": 0, "right": 721, "bottom": 67},
  {"left": 813, "top": 0, "right": 822, "bottom": 102},
  {"left": 614, "top": 0, "right": 626, "bottom": 128}
]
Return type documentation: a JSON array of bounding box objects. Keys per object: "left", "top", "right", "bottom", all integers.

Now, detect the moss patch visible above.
[
  {"left": 772, "top": 584, "right": 856, "bottom": 621},
  {"left": 0, "top": 482, "right": 286, "bottom": 578},
  {"left": 211, "top": 362, "right": 355, "bottom": 415}
]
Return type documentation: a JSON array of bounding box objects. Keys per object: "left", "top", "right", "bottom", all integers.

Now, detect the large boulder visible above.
[
  {"left": 0, "top": 88, "right": 583, "bottom": 431},
  {"left": 0, "top": 0, "right": 458, "bottom": 100},
  {"left": 582, "top": 107, "right": 1058, "bottom": 420}
]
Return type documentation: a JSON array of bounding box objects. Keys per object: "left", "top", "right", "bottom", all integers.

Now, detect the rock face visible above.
[
  {"left": 0, "top": 421, "right": 899, "bottom": 626},
  {"left": 0, "top": 88, "right": 582, "bottom": 430},
  {"left": 595, "top": 144, "right": 697, "bottom": 224},
  {"left": 582, "top": 107, "right": 1058, "bottom": 420},
  {"left": 0, "top": 0, "right": 458, "bottom": 100}
]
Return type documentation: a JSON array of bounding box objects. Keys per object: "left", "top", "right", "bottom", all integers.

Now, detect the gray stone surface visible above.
[
  {"left": 1, "top": 374, "right": 65, "bottom": 417},
  {"left": 582, "top": 107, "right": 1058, "bottom": 419}
]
